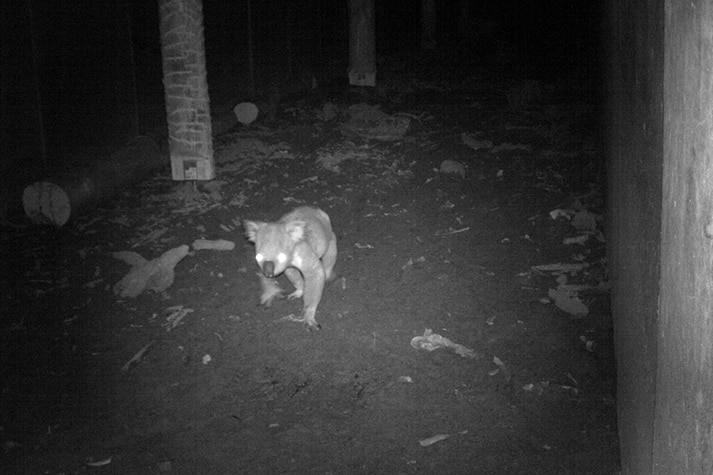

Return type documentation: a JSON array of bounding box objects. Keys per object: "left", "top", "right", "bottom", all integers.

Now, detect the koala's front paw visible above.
[
  {"left": 258, "top": 273, "right": 283, "bottom": 307},
  {"left": 280, "top": 313, "right": 322, "bottom": 331}
]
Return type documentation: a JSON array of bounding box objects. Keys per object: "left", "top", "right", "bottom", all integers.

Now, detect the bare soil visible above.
[{"left": 1, "top": 71, "right": 619, "bottom": 474}]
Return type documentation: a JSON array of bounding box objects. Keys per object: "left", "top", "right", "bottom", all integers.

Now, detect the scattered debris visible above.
[
  {"left": 201, "top": 180, "right": 224, "bottom": 201},
  {"left": 571, "top": 209, "right": 599, "bottom": 231},
  {"left": 525, "top": 378, "right": 580, "bottom": 396},
  {"left": 549, "top": 208, "right": 571, "bottom": 220},
  {"left": 131, "top": 227, "right": 168, "bottom": 248},
  {"left": 522, "top": 381, "right": 548, "bottom": 395},
  {"left": 419, "top": 430, "right": 468, "bottom": 447},
  {"left": 531, "top": 262, "right": 588, "bottom": 276},
  {"left": 400, "top": 256, "right": 426, "bottom": 282},
  {"left": 170, "top": 182, "right": 208, "bottom": 205},
  {"left": 314, "top": 142, "right": 414, "bottom": 189},
  {"left": 437, "top": 226, "right": 470, "bottom": 236},
  {"left": 121, "top": 341, "right": 155, "bottom": 372},
  {"left": 340, "top": 104, "right": 410, "bottom": 141},
  {"left": 316, "top": 144, "right": 371, "bottom": 173},
  {"left": 112, "top": 245, "right": 190, "bottom": 298},
  {"left": 216, "top": 138, "right": 294, "bottom": 175},
  {"left": 410, "top": 329, "right": 478, "bottom": 358},
  {"left": 548, "top": 286, "right": 589, "bottom": 317},
  {"left": 491, "top": 356, "right": 512, "bottom": 382},
  {"left": 319, "top": 102, "right": 339, "bottom": 121},
  {"left": 440, "top": 200, "right": 455, "bottom": 210},
  {"left": 560, "top": 385, "right": 579, "bottom": 395},
  {"left": 563, "top": 235, "right": 588, "bottom": 246},
  {"left": 192, "top": 239, "right": 235, "bottom": 251},
  {"left": 86, "top": 457, "right": 113, "bottom": 467},
  {"left": 439, "top": 160, "right": 466, "bottom": 178},
  {"left": 550, "top": 205, "right": 601, "bottom": 231},
  {"left": 580, "top": 335, "right": 595, "bottom": 352},
  {"left": 402, "top": 256, "right": 426, "bottom": 270},
  {"left": 84, "top": 279, "right": 104, "bottom": 291},
  {"left": 162, "top": 305, "right": 194, "bottom": 331},
  {"left": 460, "top": 133, "right": 493, "bottom": 151}
]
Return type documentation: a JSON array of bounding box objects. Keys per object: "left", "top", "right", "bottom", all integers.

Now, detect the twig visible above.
[{"left": 121, "top": 340, "right": 155, "bottom": 372}]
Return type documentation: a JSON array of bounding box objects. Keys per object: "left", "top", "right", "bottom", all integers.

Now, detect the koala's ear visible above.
[
  {"left": 244, "top": 220, "right": 264, "bottom": 242},
  {"left": 284, "top": 220, "right": 306, "bottom": 242}
]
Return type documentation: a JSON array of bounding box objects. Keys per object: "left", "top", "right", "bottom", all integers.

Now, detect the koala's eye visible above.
[
  {"left": 277, "top": 253, "right": 287, "bottom": 263},
  {"left": 256, "top": 253, "right": 264, "bottom": 263}
]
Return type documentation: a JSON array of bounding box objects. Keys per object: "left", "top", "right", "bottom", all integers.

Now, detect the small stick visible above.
[{"left": 121, "top": 340, "right": 155, "bottom": 372}]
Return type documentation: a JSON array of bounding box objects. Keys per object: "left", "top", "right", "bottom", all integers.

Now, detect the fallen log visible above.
[{"left": 23, "top": 136, "right": 162, "bottom": 226}]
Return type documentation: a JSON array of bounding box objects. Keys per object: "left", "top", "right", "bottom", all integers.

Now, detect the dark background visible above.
[{"left": 0, "top": 0, "right": 603, "bottom": 191}]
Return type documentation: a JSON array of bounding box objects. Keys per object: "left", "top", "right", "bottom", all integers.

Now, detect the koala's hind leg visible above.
[{"left": 322, "top": 239, "right": 338, "bottom": 282}]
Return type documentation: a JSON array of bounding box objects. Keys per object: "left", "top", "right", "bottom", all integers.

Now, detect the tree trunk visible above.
[
  {"left": 158, "top": 0, "right": 215, "bottom": 181},
  {"left": 347, "top": 0, "right": 376, "bottom": 87},
  {"left": 420, "top": 0, "right": 436, "bottom": 51}
]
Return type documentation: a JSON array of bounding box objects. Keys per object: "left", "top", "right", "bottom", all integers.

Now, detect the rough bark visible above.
[{"left": 158, "top": 0, "right": 215, "bottom": 181}]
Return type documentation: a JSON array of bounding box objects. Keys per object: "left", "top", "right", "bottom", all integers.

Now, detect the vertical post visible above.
[
  {"left": 420, "top": 0, "right": 436, "bottom": 51},
  {"left": 158, "top": 0, "right": 215, "bottom": 181},
  {"left": 347, "top": 0, "right": 375, "bottom": 87},
  {"left": 656, "top": 0, "right": 713, "bottom": 472}
]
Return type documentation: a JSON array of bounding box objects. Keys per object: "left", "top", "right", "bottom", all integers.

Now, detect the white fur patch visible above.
[
  {"left": 256, "top": 253, "right": 264, "bottom": 263},
  {"left": 277, "top": 252, "right": 287, "bottom": 264},
  {"left": 293, "top": 255, "right": 303, "bottom": 268}
]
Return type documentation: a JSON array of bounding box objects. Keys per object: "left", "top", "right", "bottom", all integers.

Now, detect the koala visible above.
[{"left": 244, "top": 206, "right": 337, "bottom": 329}]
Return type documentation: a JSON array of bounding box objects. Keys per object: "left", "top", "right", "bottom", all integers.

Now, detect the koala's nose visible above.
[{"left": 262, "top": 261, "right": 275, "bottom": 278}]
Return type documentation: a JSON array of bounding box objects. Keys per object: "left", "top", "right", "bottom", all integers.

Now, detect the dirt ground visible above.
[{"left": 1, "top": 69, "right": 619, "bottom": 473}]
